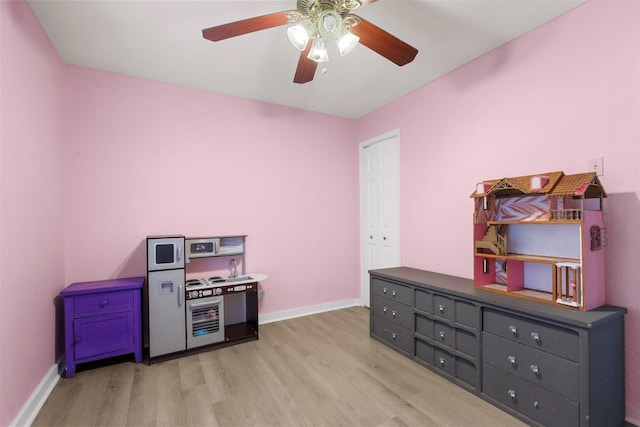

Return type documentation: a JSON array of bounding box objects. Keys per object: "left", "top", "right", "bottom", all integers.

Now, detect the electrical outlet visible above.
[{"left": 588, "top": 157, "right": 604, "bottom": 176}]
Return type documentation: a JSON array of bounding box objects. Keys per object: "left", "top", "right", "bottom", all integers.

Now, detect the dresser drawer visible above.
[
  {"left": 483, "top": 309, "right": 579, "bottom": 361},
  {"left": 372, "top": 278, "right": 412, "bottom": 306},
  {"left": 456, "top": 329, "right": 477, "bottom": 358},
  {"left": 415, "top": 338, "right": 434, "bottom": 365},
  {"left": 483, "top": 364, "right": 579, "bottom": 426},
  {"left": 416, "top": 317, "right": 477, "bottom": 359},
  {"left": 456, "top": 358, "right": 477, "bottom": 388},
  {"left": 415, "top": 314, "right": 433, "bottom": 339},
  {"left": 434, "top": 296, "right": 478, "bottom": 328},
  {"left": 455, "top": 300, "right": 478, "bottom": 329},
  {"left": 417, "top": 338, "right": 477, "bottom": 388},
  {"left": 433, "top": 320, "right": 455, "bottom": 348},
  {"left": 74, "top": 291, "right": 134, "bottom": 315},
  {"left": 372, "top": 315, "right": 413, "bottom": 355},
  {"left": 415, "top": 289, "right": 433, "bottom": 313},
  {"left": 372, "top": 294, "right": 412, "bottom": 328},
  {"left": 433, "top": 294, "right": 454, "bottom": 321},
  {"left": 434, "top": 347, "right": 456, "bottom": 376},
  {"left": 483, "top": 332, "right": 579, "bottom": 401}
]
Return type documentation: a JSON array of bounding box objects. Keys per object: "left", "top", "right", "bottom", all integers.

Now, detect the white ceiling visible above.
[{"left": 29, "top": 0, "right": 587, "bottom": 119}]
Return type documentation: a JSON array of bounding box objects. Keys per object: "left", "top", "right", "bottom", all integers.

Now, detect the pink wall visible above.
[
  {"left": 3, "top": 0, "right": 639, "bottom": 424},
  {"left": 3, "top": 3, "right": 359, "bottom": 423},
  {"left": 355, "top": 0, "right": 640, "bottom": 420},
  {"left": 0, "top": 1, "right": 65, "bottom": 425},
  {"left": 62, "top": 66, "right": 359, "bottom": 315}
]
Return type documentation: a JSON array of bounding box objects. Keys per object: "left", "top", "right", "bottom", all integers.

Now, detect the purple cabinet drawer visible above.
[{"left": 74, "top": 291, "right": 133, "bottom": 315}]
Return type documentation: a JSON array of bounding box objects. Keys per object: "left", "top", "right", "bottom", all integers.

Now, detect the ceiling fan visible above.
[{"left": 202, "top": 0, "right": 419, "bottom": 84}]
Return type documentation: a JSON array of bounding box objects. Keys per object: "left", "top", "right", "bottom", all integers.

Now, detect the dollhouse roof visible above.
[
  {"left": 550, "top": 172, "right": 607, "bottom": 198},
  {"left": 470, "top": 171, "right": 606, "bottom": 198},
  {"left": 470, "top": 171, "right": 563, "bottom": 198}
]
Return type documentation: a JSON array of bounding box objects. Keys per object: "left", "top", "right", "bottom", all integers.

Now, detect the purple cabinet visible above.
[{"left": 60, "top": 277, "right": 144, "bottom": 377}]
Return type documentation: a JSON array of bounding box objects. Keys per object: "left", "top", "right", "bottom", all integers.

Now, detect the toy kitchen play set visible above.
[{"left": 146, "top": 235, "right": 267, "bottom": 362}]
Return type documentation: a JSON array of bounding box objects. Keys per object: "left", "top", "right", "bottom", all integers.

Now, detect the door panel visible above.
[
  {"left": 148, "top": 269, "right": 186, "bottom": 357},
  {"left": 74, "top": 312, "right": 133, "bottom": 360},
  {"left": 360, "top": 130, "right": 400, "bottom": 307}
]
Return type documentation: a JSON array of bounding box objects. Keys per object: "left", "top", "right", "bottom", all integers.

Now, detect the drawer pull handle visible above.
[
  {"left": 507, "top": 389, "right": 516, "bottom": 399},
  {"left": 100, "top": 300, "right": 108, "bottom": 307},
  {"left": 391, "top": 310, "right": 397, "bottom": 318},
  {"left": 391, "top": 332, "right": 397, "bottom": 340},
  {"left": 533, "top": 401, "right": 540, "bottom": 409},
  {"left": 74, "top": 337, "right": 81, "bottom": 344},
  {"left": 392, "top": 290, "right": 397, "bottom": 297},
  {"left": 438, "top": 357, "right": 445, "bottom": 366},
  {"left": 530, "top": 364, "right": 540, "bottom": 375},
  {"left": 507, "top": 355, "right": 516, "bottom": 366},
  {"left": 383, "top": 307, "right": 388, "bottom": 313},
  {"left": 439, "top": 331, "right": 446, "bottom": 340},
  {"left": 531, "top": 332, "right": 540, "bottom": 342},
  {"left": 438, "top": 304, "right": 445, "bottom": 314},
  {"left": 383, "top": 287, "right": 388, "bottom": 294},
  {"left": 508, "top": 325, "right": 518, "bottom": 335}
]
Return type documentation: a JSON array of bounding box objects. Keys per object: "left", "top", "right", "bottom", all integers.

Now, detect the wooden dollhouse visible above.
[{"left": 471, "top": 171, "right": 607, "bottom": 310}]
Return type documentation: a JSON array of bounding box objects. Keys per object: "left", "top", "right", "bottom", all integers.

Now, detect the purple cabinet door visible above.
[{"left": 73, "top": 312, "right": 134, "bottom": 360}]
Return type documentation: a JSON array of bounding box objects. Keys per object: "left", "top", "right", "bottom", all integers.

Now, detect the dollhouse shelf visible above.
[
  {"left": 471, "top": 171, "right": 606, "bottom": 311},
  {"left": 487, "top": 219, "right": 583, "bottom": 225},
  {"left": 476, "top": 253, "right": 580, "bottom": 263}
]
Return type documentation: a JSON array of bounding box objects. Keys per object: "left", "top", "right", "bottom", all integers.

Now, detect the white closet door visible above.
[{"left": 360, "top": 130, "right": 401, "bottom": 307}]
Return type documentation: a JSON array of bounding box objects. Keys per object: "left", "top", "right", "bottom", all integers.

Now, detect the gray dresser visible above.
[{"left": 369, "top": 267, "right": 626, "bottom": 427}]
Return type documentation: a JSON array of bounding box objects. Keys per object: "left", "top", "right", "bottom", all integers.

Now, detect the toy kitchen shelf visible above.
[
  {"left": 185, "top": 235, "right": 246, "bottom": 268},
  {"left": 471, "top": 171, "right": 606, "bottom": 310}
]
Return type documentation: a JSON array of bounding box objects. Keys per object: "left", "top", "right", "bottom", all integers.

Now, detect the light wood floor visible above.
[{"left": 33, "top": 307, "right": 525, "bottom": 426}]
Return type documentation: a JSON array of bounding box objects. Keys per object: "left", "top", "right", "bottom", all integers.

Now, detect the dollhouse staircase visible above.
[{"left": 475, "top": 225, "right": 507, "bottom": 256}]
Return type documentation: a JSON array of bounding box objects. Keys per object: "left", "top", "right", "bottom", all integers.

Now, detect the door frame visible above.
[{"left": 359, "top": 129, "right": 401, "bottom": 307}]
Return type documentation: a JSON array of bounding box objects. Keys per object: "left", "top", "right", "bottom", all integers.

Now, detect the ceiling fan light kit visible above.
[
  {"left": 317, "top": 10, "right": 342, "bottom": 39},
  {"left": 337, "top": 27, "right": 360, "bottom": 56},
  {"left": 288, "top": 10, "right": 361, "bottom": 61},
  {"left": 287, "top": 20, "right": 315, "bottom": 51},
  {"left": 308, "top": 37, "right": 330, "bottom": 62},
  {"left": 202, "top": 0, "right": 418, "bottom": 83}
]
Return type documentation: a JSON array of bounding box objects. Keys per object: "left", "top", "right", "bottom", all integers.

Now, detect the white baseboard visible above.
[
  {"left": 259, "top": 298, "right": 361, "bottom": 325},
  {"left": 11, "top": 364, "right": 60, "bottom": 427}
]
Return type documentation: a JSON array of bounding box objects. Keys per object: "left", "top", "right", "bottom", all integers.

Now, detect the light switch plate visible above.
[{"left": 588, "top": 157, "right": 604, "bottom": 176}]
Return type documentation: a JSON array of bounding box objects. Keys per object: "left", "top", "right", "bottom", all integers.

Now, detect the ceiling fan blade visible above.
[
  {"left": 293, "top": 43, "right": 317, "bottom": 84},
  {"left": 349, "top": 16, "right": 418, "bottom": 66},
  {"left": 202, "top": 11, "right": 292, "bottom": 42}
]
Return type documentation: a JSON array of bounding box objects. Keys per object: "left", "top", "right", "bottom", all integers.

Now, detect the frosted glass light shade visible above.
[
  {"left": 318, "top": 11, "right": 342, "bottom": 40},
  {"left": 337, "top": 28, "right": 359, "bottom": 56},
  {"left": 287, "top": 20, "right": 314, "bottom": 51},
  {"left": 307, "top": 37, "right": 329, "bottom": 62}
]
